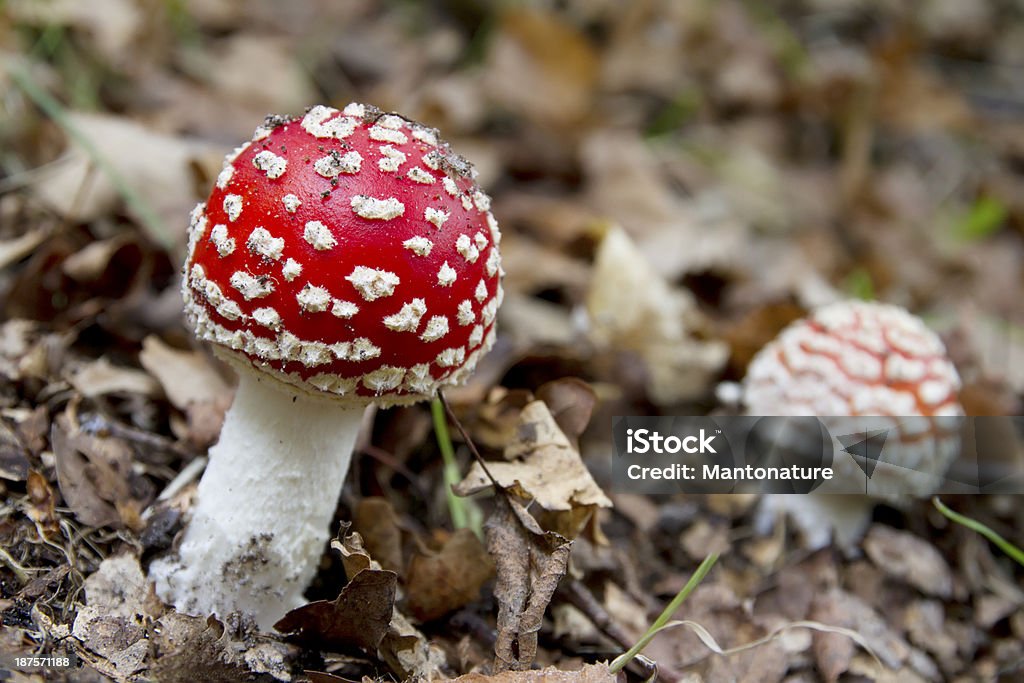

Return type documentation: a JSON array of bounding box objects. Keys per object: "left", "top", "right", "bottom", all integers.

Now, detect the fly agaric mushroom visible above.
[
  {"left": 149, "top": 104, "right": 503, "bottom": 628},
  {"left": 742, "top": 300, "right": 963, "bottom": 548}
]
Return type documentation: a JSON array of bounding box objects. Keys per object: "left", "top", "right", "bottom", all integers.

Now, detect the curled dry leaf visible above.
[
  {"left": 406, "top": 528, "right": 495, "bottom": 622},
  {"left": 149, "top": 612, "right": 269, "bottom": 683},
  {"left": 487, "top": 494, "right": 573, "bottom": 672},
  {"left": 331, "top": 523, "right": 380, "bottom": 579},
  {"left": 324, "top": 524, "right": 447, "bottom": 680},
  {"left": 455, "top": 400, "right": 610, "bottom": 539},
  {"left": 585, "top": 226, "right": 728, "bottom": 404},
  {"left": 0, "top": 431, "right": 30, "bottom": 481},
  {"left": 52, "top": 411, "right": 150, "bottom": 530},
  {"left": 0, "top": 227, "right": 50, "bottom": 271},
  {"left": 378, "top": 605, "right": 448, "bottom": 680}
]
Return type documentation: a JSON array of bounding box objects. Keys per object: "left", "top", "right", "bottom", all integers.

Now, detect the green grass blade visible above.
[
  {"left": 933, "top": 497, "right": 1024, "bottom": 568},
  {"left": 432, "top": 397, "right": 480, "bottom": 535},
  {"left": 609, "top": 552, "right": 720, "bottom": 673}
]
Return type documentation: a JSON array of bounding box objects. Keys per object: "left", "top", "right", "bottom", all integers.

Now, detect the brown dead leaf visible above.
[
  {"left": 470, "top": 387, "right": 535, "bottom": 452},
  {"left": 30, "top": 112, "right": 214, "bottom": 248},
  {"left": 378, "top": 608, "right": 448, "bottom": 681},
  {"left": 149, "top": 613, "right": 254, "bottom": 683},
  {"left": 456, "top": 400, "right": 610, "bottom": 539},
  {"left": 452, "top": 663, "right": 617, "bottom": 683},
  {"left": 353, "top": 497, "right": 404, "bottom": 575},
  {"left": 485, "top": 8, "right": 598, "bottom": 128},
  {"left": 67, "top": 357, "right": 160, "bottom": 399},
  {"left": 0, "top": 420, "right": 30, "bottom": 482},
  {"left": 52, "top": 411, "right": 150, "bottom": 530},
  {"left": 140, "top": 335, "right": 232, "bottom": 447},
  {"left": 274, "top": 568, "right": 397, "bottom": 652},
  {"left": 139, "top": 336, "right": 231, "bottom": 409},
  {"left": 406, "top": 528, "right": 495, "bottom": 622},
  {"left": 70, "top": 554, "right": 164, "bottom": 679},
  {"left": 205, "top": 34, "right": 317, "bottom": 115},
  {"left": 487, "top": 494, "right": 573, "bottom": 671},
  {"left": 535, "top": 378, "right": 597, "bottom": 442},
  {"left": 61, "top": 235, "right": 130, "bottom": 281},
  {"left": 811, "top": 588, "right": 909, "bottom": 682},
  {"left": 0, "top": 227, "right": 50, "bottom": 270},
  {"left": 863, "top": 525, "right": 953, "bottom": 599}
]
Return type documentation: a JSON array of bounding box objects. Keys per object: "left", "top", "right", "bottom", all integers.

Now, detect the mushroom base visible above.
[{"left": 149, "top": 372, "right": 364, "bottom": 630}]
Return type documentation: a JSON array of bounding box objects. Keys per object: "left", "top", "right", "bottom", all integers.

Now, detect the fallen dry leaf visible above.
[
  {"left": 274, "top": 568, "right": 398, "bottom": 652},
  {"left": 457, "top": 400, "right": 610, "bottom": 512},
  {"left": 52, "top": 411, "right": 150, "bottom": 530},
  {"left": 0, "top": 227, "right": 50, "bottom": 270},
  {"left": 811, "top": 588, "right": 910, "bottom": 682},
  {"left": 30, "top": 112, "right": 214, "bottom": 248},
  {"left": 484, "top": 8, "right": 598, "bottom": 128},
  {"left": 70, "top": 554, "right": 164, "bottom": 680},
  {"left": 139, "top": 335, "right": 232, "bottom": 447},
  {"left": 456, "top": 400, "right": 610, "bottom": 539},
  {"left": 378, "top": 608, "right": 448, "bottom": 681},
  {"left": 535, "top": 378, "right": 596, "bottom": 443},
  {"left": 149, "top": 612, "right": 263, "bottom": 683},
  {"left": 487, "top": 493, "right": 572, "bottom": 671},
  {"left": 863, "top": 525, "right": 954, "bottom": 599},
  {"left": 406, "top": 528, "right": 495, "bottom": 622},
  {"left": 452, "top": 663, "right": 617, "bottom": 683},
  {"left": 352, "top": 497, "right": 404, "bottom": 575},
  {"left": 139, "top": 336, "right": 231, "bottom": 409},
  {"left": 325, "top": 525, "right": 446, "bottom": 679},
  {"left": 67, "top": 356, "right": 160, "bottom": 399},
  {"left": 0, "top": 422, "right": 30, "bottom": 481}
]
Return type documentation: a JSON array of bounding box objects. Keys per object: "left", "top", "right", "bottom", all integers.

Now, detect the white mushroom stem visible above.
[{"left": 149, "top": 372, "right": 364, "bottom": 630}]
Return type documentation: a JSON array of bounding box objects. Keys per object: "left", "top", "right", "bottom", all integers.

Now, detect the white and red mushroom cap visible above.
[
  {"left": 183, "top": 104, "right": 503, "bottom": 405},
  {"left": 743, "top": 300, "right": 963, "bottom": 497}
]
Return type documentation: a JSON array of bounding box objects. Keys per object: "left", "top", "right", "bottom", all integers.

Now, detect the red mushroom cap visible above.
[
  {"left": 183, "top": 103, "right": 503, "bottom": 404},
  {"left": 742, "top": 300, "right": 963, "bottom": 497}
]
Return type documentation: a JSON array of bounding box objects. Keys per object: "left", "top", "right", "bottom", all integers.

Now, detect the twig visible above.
[
  {"left": 438, "top": 391, "right": 500, "bottom": 490},
  {"left": 559, "top": 580, "right": 679, "bottom": 682}
]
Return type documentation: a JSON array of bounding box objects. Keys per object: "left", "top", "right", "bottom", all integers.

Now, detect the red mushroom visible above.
[
  {"left": 150, "top": 104, "right": 503, "bottom": 628},
  {"left": 742, "top": 300, "right": 962, "bottom": 547}
]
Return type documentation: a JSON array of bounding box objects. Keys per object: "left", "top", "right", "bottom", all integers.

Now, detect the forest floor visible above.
[{"left": 1, "top": 1, "right": 1023, "bottom": 681}]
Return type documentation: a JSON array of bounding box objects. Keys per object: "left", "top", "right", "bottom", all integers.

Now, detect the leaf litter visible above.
[{"left": 1, "top": 1, "right": 1023, "bottom": 681}]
